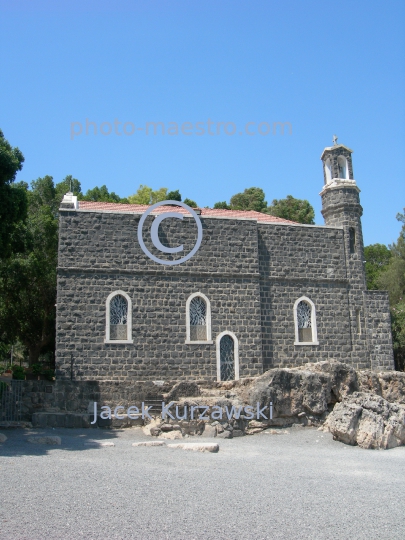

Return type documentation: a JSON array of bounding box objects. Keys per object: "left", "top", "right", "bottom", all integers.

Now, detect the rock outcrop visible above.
[
  {"left": 142, "top": 361, "right": 405, "bottom": 449},
  {"left": 322, "top": 392, "right": 405, "bottom": 449}
]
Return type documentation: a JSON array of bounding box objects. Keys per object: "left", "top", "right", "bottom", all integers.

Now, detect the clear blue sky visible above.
[{"left": 1, "top": 0, "right": 404, "bottom": 246}]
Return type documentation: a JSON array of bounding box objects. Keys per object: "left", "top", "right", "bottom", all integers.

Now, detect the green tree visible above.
[
  {"left": 378, "top": 216, "right": 405, "bottom": 306},
  {"left": 0, "top": 176, "right": 58, "bottom": 364},
  {"left": 364, "top": 243, "right": 392, "bottom": 290},
  {"left": 128, "top": 185, "right": 168, "bottom": 205},
  {"left": 376, "top": 208, "right": 405, "bottom": 370},
  {"left": 80, "top": 184, "right": 128, "bottom": 203},
  {"left": 128, "top": 185, "right": 152, "bottom": 205},
  {"left": 167, "top": 189, "right": 181, "bottom": 202},
  {"left": 391, "top": 301, "right": 405, "bottom": 371},
  {"left": 213, "top": 201, "right": 230, "bottom": 210},
  {"left": 0, "top": 129, "right": 27, "bottom": 257},
  {"left": 229, "top": 187, "right": 267, "bottom": 212},
  {"left": 267, "top": 195, "right": 315, "bottom": 224},
  {"left": 183, "top": 198, "right": 198, "bottom": 208},
  {"left": 152, "top": 187, "right": 168, "bottom": 204}
]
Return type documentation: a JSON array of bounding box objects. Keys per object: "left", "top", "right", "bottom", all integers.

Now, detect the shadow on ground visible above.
[{"left": 0, "top": 427, "right": 126, "bottom": 457}]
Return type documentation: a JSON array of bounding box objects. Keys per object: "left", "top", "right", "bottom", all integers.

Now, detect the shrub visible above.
[
  {"left": 11, "top": 365, "right": 25, "bottom": 380},
  {"left": 31, "top": 363, "right": 42, "bottom": 375},
  {"left": 43, "top": 368, "right": 55, "bottom": 381}
]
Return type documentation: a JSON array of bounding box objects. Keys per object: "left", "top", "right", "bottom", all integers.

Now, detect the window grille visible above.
[
  {"left": 189, "top": 296, "right": 207, "bottom": 341},
  {"left": 220, "top": 335, "right": 235, "bottom": 381},
  {"left": 109, "top": 294, "right": 128, "bottom": 340},
  {"left": 297, "top": 301, "right": 312, "bottom": 342}
]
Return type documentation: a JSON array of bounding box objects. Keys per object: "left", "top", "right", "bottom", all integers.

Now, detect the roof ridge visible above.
[{"left": 77, "top": 200, "right": 297, "bottom": 224}]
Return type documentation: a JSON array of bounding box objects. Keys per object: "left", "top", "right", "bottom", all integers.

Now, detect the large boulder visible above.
[
  {"left": 322, "top": 392, "right": 405, "bottom": 449},
  {"left": 242, "top": 361, "right": 359, "bottom": 420},
  {"left": 300, "top": 361, "right": 359, "bottom": 400}
]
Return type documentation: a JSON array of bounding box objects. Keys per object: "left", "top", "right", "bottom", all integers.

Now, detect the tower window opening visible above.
[
  {"left": 324, "top": 158, "right": 332, "bottom": 183},
  {"left": 337, "top": 156, "right": 347, "bottom": 179},
  {"left": 349, "top": 227, "right": 356, "bottom": 254}
]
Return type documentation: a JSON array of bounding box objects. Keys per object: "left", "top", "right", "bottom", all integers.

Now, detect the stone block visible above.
[
  {"left": 160, "top": 431, "right": 182, "bottom": 440},
  {"left": 201, "top": 424, "right": 216, "bottom": 437},
  {"left": 167, "top": 442, "right": 219, "bottom": 453},
  {"left": 132, "top": 441, "right": 166, "bottom": 447}
]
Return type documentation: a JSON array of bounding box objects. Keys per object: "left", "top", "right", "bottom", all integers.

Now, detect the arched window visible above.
[
  {"left": 293, "top": 297, "right": 318, "bottom": 345},
  {"left": 185, "top": 292, "right": 212, "bottom": 343},
  {"left": 216, "top": 331, "right": 239, "bottom": 381},
  {"left": 105, "top": 291, "right": 133, "bottom": 343},
  {"left": 337, "top": 156, "right": 348, "bottom": 179},
  {"left": 324, "top": 158, "right": 332, "bottom": 183}
]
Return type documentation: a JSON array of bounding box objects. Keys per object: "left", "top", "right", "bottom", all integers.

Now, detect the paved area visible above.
[{"left": 0, "top": 426, "right": 404, "bottom": 540}]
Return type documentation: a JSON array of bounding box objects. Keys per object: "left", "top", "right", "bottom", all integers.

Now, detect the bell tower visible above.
[{"left": 320, "top": 136, "right": 366, "bottom": 290}]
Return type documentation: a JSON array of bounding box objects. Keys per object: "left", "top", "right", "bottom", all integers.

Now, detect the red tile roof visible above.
[{"left": 78, "top": 201, "right": 296, "bottom": 224}]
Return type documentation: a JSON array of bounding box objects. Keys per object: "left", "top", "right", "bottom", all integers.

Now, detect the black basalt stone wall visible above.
[
  {"left": 56, "top": 205, "right": 394, "bottom": 382},
  {"left": 257, "top": 224, "right": 355, "bottom": 369},
  {"left": 57, "top": 211, "right": 263, "bottom": 381}
]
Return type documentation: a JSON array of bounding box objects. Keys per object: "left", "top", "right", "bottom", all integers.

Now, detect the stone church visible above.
[{"left": 56, "top": 142, "right": 394, "bottom": 382}]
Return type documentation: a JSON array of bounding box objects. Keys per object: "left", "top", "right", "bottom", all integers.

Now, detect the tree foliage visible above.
[
  {"left": 128, "top": 185, "right": 168, "bottom": 205},
  {"left": 0, "top": 176, "right": 60, "bottom": 364},
  {"left": 213, "top": 201, "right": 230, "bottom": 210},
  {"left": 370, "top": 208, "right": 405, "bottom": 370},
  {"left": 230, "top": 187, "right": 267, "bottom": 212},
  {"left": 167, "top": 189, "right": 182, "bottom": 202},
  {"left": 80, "top": 184, "right": 128, "bottom": 203},
  {"left": 267, "top": 195, "right": 315, "bottom": 224},
  {"left": 377, "top": 212, "right": 405, "bottom": 306},
  {"left": 364, "top": 243, "right": 392, "bottom": 290},
  {"left": 391, "top": 301, "right": 405, "bottom": 372},
  {"left": 183, "top": 198, "right": 198, "bottom": 208},
  {"left": 213, "top": 189, "right": 315, "bottom": 224},
  {"left": 0, "top": 129, "right": 27, "bottom": 257}
]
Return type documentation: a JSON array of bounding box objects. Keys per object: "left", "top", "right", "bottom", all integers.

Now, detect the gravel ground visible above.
[{"left": 0, "top": 426, "right": 404, "bottom": 540}]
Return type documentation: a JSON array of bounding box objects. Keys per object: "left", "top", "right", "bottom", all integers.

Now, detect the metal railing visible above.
[{"left": 0, "top": 380, "right": 23, "bottom": 422}]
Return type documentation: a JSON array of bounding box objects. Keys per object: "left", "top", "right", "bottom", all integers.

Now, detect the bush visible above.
[
  {"left": 31, "top": 363, "right": 42, "bottom": 375},
  {"left": 11, "top": 365, "right": 25, "bottom": 380},
  {"left": 42, "top": 368, "right": 55, "bottom": 381}
]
